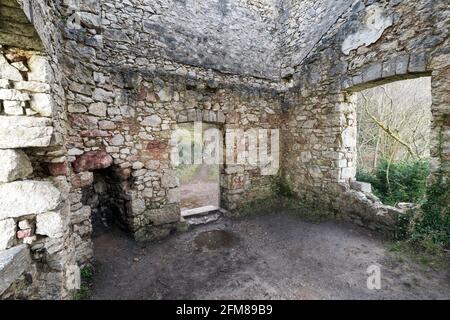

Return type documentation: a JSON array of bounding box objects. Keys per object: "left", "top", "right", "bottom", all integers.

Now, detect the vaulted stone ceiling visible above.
[
  {"left": 0, "top": 0, "right": 43, "bottom": 50},
  {"left": 129, "top": 0, "right": 282, "bottom": 79},
  {"left": 107, "top": 0, "right": 354, "bottom": 80},
  {"left": 1, "top": 0, "right": 355, "bottom": 79},
  {"left": 279, "top": 0, "right": 353, "bottom": 76}
]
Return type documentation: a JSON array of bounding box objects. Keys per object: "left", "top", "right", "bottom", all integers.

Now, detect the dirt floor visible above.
[{"left": 89, "top": 213, "right": 450, "bottom": 300}]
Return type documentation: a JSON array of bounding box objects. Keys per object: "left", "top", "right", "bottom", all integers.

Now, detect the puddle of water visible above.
[{"left": 194, "top": 230, "right": 234, "bottom": 250}]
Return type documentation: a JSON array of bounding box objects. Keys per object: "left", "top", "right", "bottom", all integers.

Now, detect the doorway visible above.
[{"left": 176, "top": 123, "right": 221, "bottom": 214}]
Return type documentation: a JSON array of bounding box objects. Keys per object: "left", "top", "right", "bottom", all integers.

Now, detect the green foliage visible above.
[
  {"left": 81, "top": 266, "right": 94, "bottom": 280},
  {"left": 410, "top": 180, "right": 450, "bottom": 246},
  {"left": 177, "top": 221, "right": 190, "bottom": 233},
  {"left": 387, "top": 240, "right": 446, "bottom": 267},
  {"left": 357, "top": 159, "right": 429, "bottom": 205},
  {"left": 387, "top": 181, "right": 449, "bottom": 265},
  {"left": 358, "top": 158, "right": 449, "bottom": 251},
  {"left": 395, "top": 211, "right": 412, "bottom": 241},
  {"left": 73, "top": 266, "right": 94, "bottom": 300},
  {"left": 271, "top": 174, "right": 295, "bottom": 198},
  {"left": 73, "top": 285, "right": 90, "bottom": 300}
]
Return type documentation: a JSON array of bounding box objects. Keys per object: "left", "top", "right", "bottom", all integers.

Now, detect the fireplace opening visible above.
[{"left": 82, "top": 167, "right": 131, "bottom": 237}]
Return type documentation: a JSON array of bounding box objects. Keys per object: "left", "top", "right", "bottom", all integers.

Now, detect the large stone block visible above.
[
  {"left": 28, "top": 55, "right": 53, "bottom": 83},
  {"left": 130, "top": 192, "right": 146, "bottom": 216},
  {"left": 65, "top": 265, "right": 81, "bottom": 291},
  {"left": 74, "top": 12, "right": 101, "bottom": 29},
  {"left": 88, "top": 102, "right": 106, "bottom": 117},
  {"left": 161, "top": 170, "right": 179, "bottom": 188},
  {"left": 72, "top": 150, "right": 113, "bottom": 173},
  {"left": 48, "top": 162, "right": 70, "bottom": 177},
  {"left": 14, "top": 81, "right": 50, "bottom": 93},
  {"left": 342, "top": 127, "right": 356, "bottom": 148},
  {"left": 0, "top": 55, "right": 22, "bottom": 81},
  {"left": 36, "top": 211, "right": 64, "bottom": 238},
  {"left": 0, "top": 245, "right": 31, "bottom": 295},
  {"left": 382, "top": 58, "right": 397, "bottom": 78},
  {"left": 395, "top": 55, "right": 409, "bottom": 75},
  {"left": 409, "top": 52, "right": 427, "bottom": 73},
  {"left": 0, "top": 89, "right": 29, "bottom": 101},
  {"left": 0, "top": 116, "right": 53, "bottom": 148},
  {"left": 3, "top": 100, "right": 24, "bottom": 115},
  {"left": 110, "top": 134, "right": 124, "bottom": 146},
  {"left": 351, "top": 181, "right": 372, "bottom": 194},
  {"left": 341, "top": 167, "right": 356, "bottom": 180},
  {"left": 70, "top": 206, "right": 91, "bottom": 225},
  {"left": 69, "top": 114, "right": 98, "bottom": 130},
  {"left": 143, "top": 204, "right": 180, "bottom": 226},
  {"left": 30, "top": 93, "right": 55, "bottom": 117},
  {"left": 71, "top": 171, "right": 94, "bottom": 188},
  {"left": 0, "top": 149, "right": 33, "bottom": 182},
  {"left": 0, "top": 181, "right": 61, "bottom": 220},
  {"left": 0, "top": 79, "right": 9, "bottom": 88},
  {"left": 167, "top": 188, "right": 180, "bottom": 204},
  {"left": 362, "top": 63, "right": 382, "bottom": 83},
  {"left": 65, "top": 0, "right": 100, "bottom": 13},
  {"left": 92, "top": 88, "right": 114, "bottom": 102},
  {"left": 0, "top": 219, "right": 16, "bottom": 251},
  {"left": 142, "top": 115, "right": 162, "bottom": 127}
]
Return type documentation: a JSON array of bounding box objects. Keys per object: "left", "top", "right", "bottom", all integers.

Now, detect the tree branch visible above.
[{"left": 361, "top": 93, "right": 415, "bottom": 157}]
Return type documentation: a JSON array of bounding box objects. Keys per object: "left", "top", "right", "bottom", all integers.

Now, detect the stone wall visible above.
[
  {"left": 65, "top": 67, "right": 283, "bottom": 243},
  {"left": 54, "top": 0, "right": 284, "bottom": 249},
  {"left": 0, "top": 0, "right": 43, "bottom": 50},
  {"left": 0, "top": 0, "right": 79, "bottom": 299},
  {"left": 279, "top": 0, "right": 353, "bottom": 78},
  {"left": 61, "top": 0, "right": 366, "bottom": 80},
  {"left": 98, "top": 0, "right": 283, "bottom": 80},
  {"left": 282, "top": 0, "right": 449, "bottom": 234}
]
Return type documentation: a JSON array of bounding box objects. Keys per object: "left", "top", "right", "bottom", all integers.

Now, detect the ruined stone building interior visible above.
[{"left": 0, "top": 0, "right": 448, "bottom": 300}]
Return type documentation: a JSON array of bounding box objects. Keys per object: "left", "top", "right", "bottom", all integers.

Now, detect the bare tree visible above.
[{"left": 356, "top": 77, "right": 432, "bottom": 173}]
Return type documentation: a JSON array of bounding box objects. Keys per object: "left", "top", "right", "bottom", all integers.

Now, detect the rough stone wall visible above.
[
  {"left": 0, "top": 0, "right": 79, "bottom": 299},
  {"left": 0, "top": 0, "right": 43, "bottom": 50},
  {"left": 65, "top": 67, "right": 283, "bottom": 243},
  {"left": 61, "top": 0, "right": 372, "bottom": 81},
  {"left": 99, "top": 0, "right": 282, "bottom": 80},
  {"left": 50, "top": 0, "right": 283, "bottom": 249},
  {"left": 279, "top": 0, "right": 353, "bottom": 78},
  {"left": 282, "top": 0, "right": 449, "bottom": 234},
  {"left": 0, "top": 0, "right": 448, "bottom": 300}
]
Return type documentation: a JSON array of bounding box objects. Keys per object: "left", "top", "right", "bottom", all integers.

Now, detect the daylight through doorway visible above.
[{"left": 177, "top": 123, "right": 221, "bottom": 212}]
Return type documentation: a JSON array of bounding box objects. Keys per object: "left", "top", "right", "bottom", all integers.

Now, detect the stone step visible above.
[
  {"left": 181, "top": 205, "right": 225, "bottom": 226},
  {"left": 0, "top": 244, "right": 31, "bottom": 295}
]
